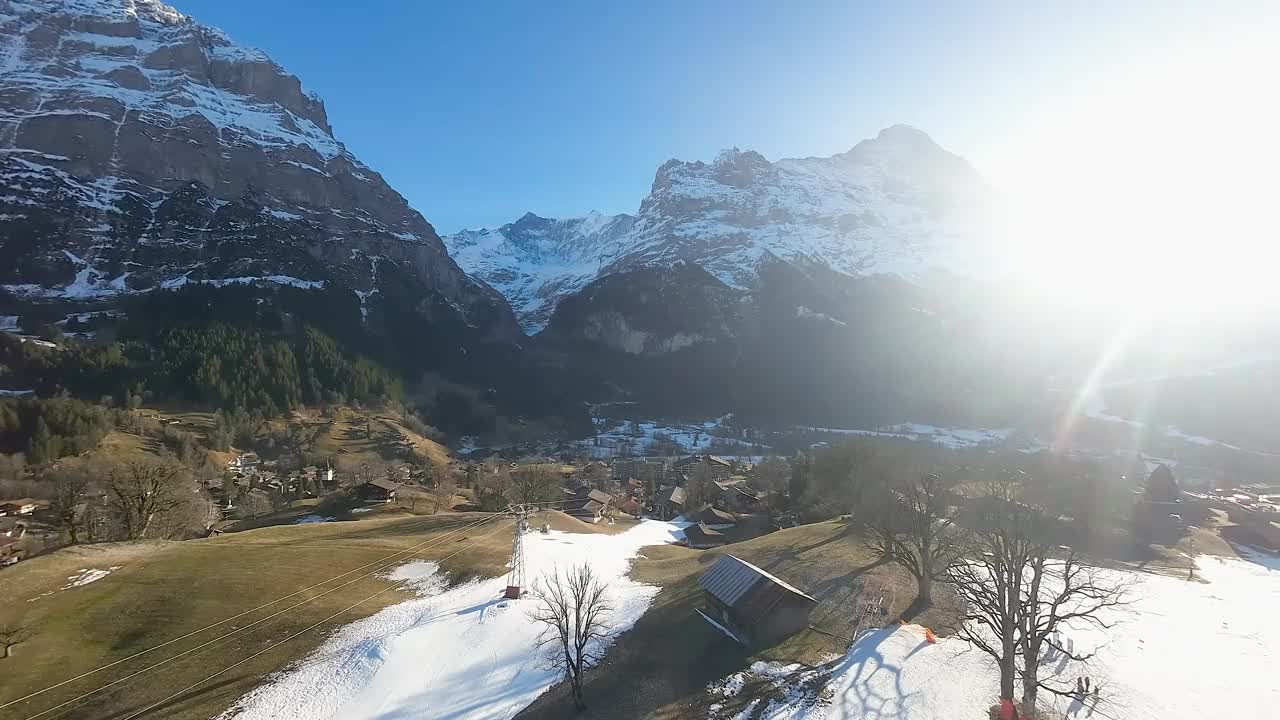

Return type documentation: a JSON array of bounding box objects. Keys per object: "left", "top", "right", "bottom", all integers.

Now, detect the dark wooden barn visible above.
[
  {"left": 698, "top": 554, "right": 818, "bottom": 645},
  {"left": 356, "top": 477, "right": 400, "bottom": 503}
]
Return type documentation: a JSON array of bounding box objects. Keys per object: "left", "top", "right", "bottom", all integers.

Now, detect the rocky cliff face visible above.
[
  {"left": 0, "top": 0, "right": 519, "bottom": 340},
  {"left": 447, "top": 125, "right": 990, "bottom": 339}
]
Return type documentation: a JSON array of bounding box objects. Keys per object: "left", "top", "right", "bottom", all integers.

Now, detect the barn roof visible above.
[
  {"left": 657, "top": 485, "right": 686, "bottom": 506},
  {"left": 698, "top": 554, "right": 817, "bottom": 608},
  {"left": 699, "top": 507, "right": 737, "bottom": 525},
  {"left": 366, "top": 477, "right": 401, "bottom": 491},
  {"left": 687, "top": 522, "right": 724, "bottom": 538}
]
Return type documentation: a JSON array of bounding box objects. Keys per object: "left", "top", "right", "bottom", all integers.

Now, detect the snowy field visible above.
[
  {"left": 222, "top": 518, "right": 688, "bottom": 720},
  {"left": 576, "top": 416, "right": 764, "bottom": 458},
  {"left": 709, "top": 551, "right": 1280, "bottom": 719},
  {"left": 803, "top": 423, "right": 1013, "bottom": 449}
]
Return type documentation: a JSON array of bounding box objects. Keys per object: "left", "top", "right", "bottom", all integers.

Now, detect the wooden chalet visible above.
[
  {"left": 356, "top": 477, "right": 401, "bottom": 503},
  {"left": 698, "top": 554, "right": 818, "bottom": 645}
]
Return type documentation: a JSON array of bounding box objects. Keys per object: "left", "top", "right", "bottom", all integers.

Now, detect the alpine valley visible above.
[{"left": 2, "top": 0, "right": 1278, "bottom": 456}]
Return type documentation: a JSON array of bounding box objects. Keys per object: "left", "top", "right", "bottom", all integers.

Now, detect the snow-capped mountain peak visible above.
[
  {"left": 0, "top": 0, "right": 519, "bottom": 339},
  {"left": 446, "top": 126, "right": 991, "bottom": 332},
  {"left": 443, "top": 211, "right": 635, "bottom": 333}
]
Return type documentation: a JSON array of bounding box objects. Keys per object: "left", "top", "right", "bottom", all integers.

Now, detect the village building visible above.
[
  {"left": 567, "top": 488, "right": 614, "bottom": 524},
  {"left": 684, "top": 522, "right": 727, "bottom": 549},
  {"left": 568, "top": 499, "right": 607, "bottom": 524},
  {"left": 0, "top": 521, "right": 28, "bottom": 565},
  {"left": 618, "top": 497, "right": 643, "bottom": 517},
  {"left": 652, "top": 485, "right": 687, "bottom": 520},
  {"left": 206, "top": 520, "right": 238, "bottom": 537},
  {"left": 699, "top": 506, "right": 738, "bottom": 527},
  {"left": 698, "top": 554, "right": 818, "bottom": 645},
  {"left": 613, "top": 458, "right": 667, "bottom": 492},
  {"left": 674, "top": 455, "right": 732, "bottom": 482},
  {"left": 0, "top": 500, "right": 40, "bottom": 516},
  {"left": 356, "top": 477, "right": 401, "bottom": 503},
  {"left": 228, "top": 452, "right": 260, "bottom": 470}
]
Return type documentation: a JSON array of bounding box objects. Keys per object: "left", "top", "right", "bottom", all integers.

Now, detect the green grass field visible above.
[
  {"left": 0, "top": 512, "right": 518, "bottom": 720},
  {"left": 1, "top": 511, "right": 959, "bottom": 720}
]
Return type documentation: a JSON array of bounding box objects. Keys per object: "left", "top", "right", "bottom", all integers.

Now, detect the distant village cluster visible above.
[
  {"left": 202, "top": 449, "right": 785, "bottom": 546},
  {"left": 545, "top": 454, "right": 779, "bottom": 547}
]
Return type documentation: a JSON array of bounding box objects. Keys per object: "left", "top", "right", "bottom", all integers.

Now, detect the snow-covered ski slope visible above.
[
  {"left": 710, "top": 551, "right": 1279, "bottom": 720},
  {"left": 222, "top": 518, "right": 688, "bottom": 720}
]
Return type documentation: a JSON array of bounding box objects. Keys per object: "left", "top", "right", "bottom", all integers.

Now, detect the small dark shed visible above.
[
  {"left": 684, "top": 522, "right": 727, "bottom": 549},
  {"left": 356, "top": 477, "right": 400, "bottom": 503},
  {"left": 698, "top": 554, "right": 818, "bottom": 645}
]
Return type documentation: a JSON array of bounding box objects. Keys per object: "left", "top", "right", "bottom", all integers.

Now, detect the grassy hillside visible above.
[
  {"left": 519, "top": 520, "right": 963, "bottom": 720},
  {"left": 0, "top": 512, "right": 517, "bottom": 720}
]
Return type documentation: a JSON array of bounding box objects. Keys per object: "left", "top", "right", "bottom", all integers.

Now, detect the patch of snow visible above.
[
  {"left": 800, "top": 423, "right": 1011, "bottom": 449},
  {"left": 293, "top": 515, "right": 335, "bottom": 525},
  {"left": 795, "top": 305, "right": 848, "bottom": 327},
  {"left": 576, "top": 415, "right": 764, "bottom": 458},
  {"left": 382, "top": 560, "right": 446, "bottom": 594},
  {"left": 63, "top": 566, "right": 122, "bottom": 589},
  {"left": 0, "top": 389, "right": 35, "bottom": 397},
  {"left": 267, "top": 208, "right": 304, "bottom": 221},
  {"left": 222, "top": 519, "right": 689, "bottom": 720}
]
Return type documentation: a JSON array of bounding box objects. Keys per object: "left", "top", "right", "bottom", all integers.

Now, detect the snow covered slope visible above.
[
  {"left": 444, "top": 211, "right": 634, "bottom": 333},
  {"left": 0, "top": 0, "right": 518, "bottom": 338},
  {"left": 708, "top": 552, "right": 1280, "bottom": 720},
  {"left": 221, "top": 519, "right": 688, "bottom": 720},
  {"left": 446, "top": 126, "right": 989, "bottom": 332}
]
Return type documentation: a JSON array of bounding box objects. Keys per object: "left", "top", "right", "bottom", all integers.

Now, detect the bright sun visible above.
[{"left": 989, "top": 33, "right": 1279, "bottom": 320}]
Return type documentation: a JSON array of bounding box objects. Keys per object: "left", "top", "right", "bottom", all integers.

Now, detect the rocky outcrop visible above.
[
  {"left": 0, "top": 0, "right": 519, "bottom": 340},
  {"left": 540, "top": 263, "right": 745, "bottom": 355}
]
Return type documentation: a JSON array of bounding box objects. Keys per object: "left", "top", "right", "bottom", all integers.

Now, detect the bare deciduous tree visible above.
[
  {"left": 48, "top": 466, "right": 90, "bottom": 544},
  {"left": 530, "top": 563, "right": 613, "bottom": 710},
  {"left": 508, "top": 467, "right": 559, "bottom": 506},
  {"left": 948, "top": 478, "right": 1039, "bottom": 706},
  {"left": 949, "top": 475, "right": 1131, "bottom": 716},
  {"left": 1020, "top": 550, "right": 1132, "bottom": 710},
  {"left": 105, "top": 462, "right": 188, "bottom": 540},
  {"left": 866, "top": 472, "right": 960, "bottom": 606},
  {"left": 0, "top": 623, "right": 32, "bottom": 660}
]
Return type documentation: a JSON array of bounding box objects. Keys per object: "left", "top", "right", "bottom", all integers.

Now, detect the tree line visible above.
[{"left": 0, "top": 396, "right": 115, "bottom": 464}]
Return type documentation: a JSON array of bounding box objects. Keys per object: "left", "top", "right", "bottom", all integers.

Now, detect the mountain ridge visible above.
[
  {"left": 0, "top": 0, "right": 520, "bottom": 340},
  {"left": 445, "top": 124, "right": 992, "bottom": 333}
]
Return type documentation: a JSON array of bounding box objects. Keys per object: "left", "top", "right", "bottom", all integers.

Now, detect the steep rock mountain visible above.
[
  {"left": 448, "top": 125, "right": 990, "bottom": 336},
  {"left": 612, "top": 124, "right": 990, "bottom": 287},
  {"left": 519, "top": 128, "right": 1031, "bottom": 427},
  {"left": 444, "top": 210, "right": 634, "bottom": 333},
  {"left": 0, "top": 0, "right": 519, "bottom": 341}
]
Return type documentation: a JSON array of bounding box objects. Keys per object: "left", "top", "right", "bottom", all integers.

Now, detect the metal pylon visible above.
[{"left": 504, "top": 504, "right": 532, "bottom": 599}]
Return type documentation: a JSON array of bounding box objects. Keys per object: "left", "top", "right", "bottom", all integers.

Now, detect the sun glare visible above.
[{"left": 990, "top": 35, "right": 1279, "bottom": 319}]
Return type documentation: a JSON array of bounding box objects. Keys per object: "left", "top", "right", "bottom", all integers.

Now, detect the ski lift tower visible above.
[{"left": 504, "top": 504, "right": 535, "bottom": 599}]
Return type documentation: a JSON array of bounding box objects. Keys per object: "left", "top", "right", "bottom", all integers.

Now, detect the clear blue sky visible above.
[{"left": 176, "top": 0, "right": 1268, "bottom": 234}]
